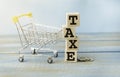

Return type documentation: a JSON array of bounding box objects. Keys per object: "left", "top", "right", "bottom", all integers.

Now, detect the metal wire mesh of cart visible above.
[{"left": 12, "top": 12, "right": 62, "bottom": 63}]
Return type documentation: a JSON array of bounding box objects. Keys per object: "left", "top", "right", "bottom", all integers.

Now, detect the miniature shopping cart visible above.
[{"left": 12, "top": 12, "right": 62, "bottom": 64}]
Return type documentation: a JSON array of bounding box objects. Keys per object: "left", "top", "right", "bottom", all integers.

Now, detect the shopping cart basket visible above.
[{"left": 12, "top": 12, "right": 62, "bottom": 64}]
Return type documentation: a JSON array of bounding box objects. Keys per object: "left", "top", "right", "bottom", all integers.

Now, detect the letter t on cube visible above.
[{"left": 66, "top": 13, "right": 80, "bottom": 27}]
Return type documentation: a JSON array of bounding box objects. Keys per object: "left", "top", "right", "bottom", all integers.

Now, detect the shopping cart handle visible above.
[
  {"left": 18, "top": 12, "right": 32, "bottom": 18},
  {"left": 12, "top": 12, "right": 32, "bottom": 23},
  {"left": 12, "top": 16, "right": 18, "bottom": 23}
]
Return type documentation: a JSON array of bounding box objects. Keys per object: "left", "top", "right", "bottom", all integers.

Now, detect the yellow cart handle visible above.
[{"left": 13, "top": 12, "right": 32, "bottom": 23}]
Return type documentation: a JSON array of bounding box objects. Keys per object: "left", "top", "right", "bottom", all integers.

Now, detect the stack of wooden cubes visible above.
[{"left": 63, "top": 13, "right": 80, "bottom": 62}]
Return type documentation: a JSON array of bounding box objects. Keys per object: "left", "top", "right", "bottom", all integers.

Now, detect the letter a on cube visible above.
[
  {"left": 66, "top": 13, "right": 80, "bottom": 27},
  {"left": 62, "top": 26, "right": 76, "bottom": 39}
]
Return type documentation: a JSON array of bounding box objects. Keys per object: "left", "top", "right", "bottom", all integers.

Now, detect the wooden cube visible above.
[
  {"left": 66, "top": 13, "right": 80, "bottom": 27},
  {"left": 65, "top": 36, "right": 79, "bottom": 51},
  {"left": 62, "top": 26, "right": 76, "bottom": 39},
  {"left": 65, "top": 51, "right": 77, "bottom": 62}
]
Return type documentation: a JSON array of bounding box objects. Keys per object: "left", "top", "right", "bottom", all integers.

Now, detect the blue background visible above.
[{"left": 0, "top": 0, "right": 120, "bottom": 35}]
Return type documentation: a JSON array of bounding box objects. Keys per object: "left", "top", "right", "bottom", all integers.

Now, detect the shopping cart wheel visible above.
[
  {"left": 31, "top": 48, "right": 37, "bottom": 55},
  {"left": 54, "top": 52, "right": 58, "bottom": 58},
  {"left": 18, "top": 55, "right": 24, "bottom": 62},
  {"left": 47, "top": 57, "right": 53, "bottom": 64}
]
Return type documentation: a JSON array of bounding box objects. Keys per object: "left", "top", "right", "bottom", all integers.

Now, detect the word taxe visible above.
[{"left": 63, "top": 13, "right": 80, "bottom": 62}]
